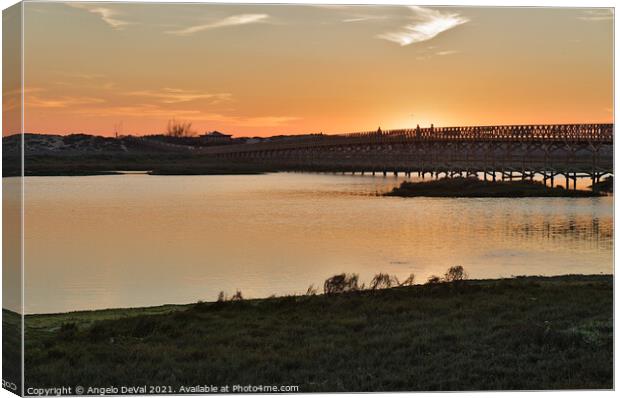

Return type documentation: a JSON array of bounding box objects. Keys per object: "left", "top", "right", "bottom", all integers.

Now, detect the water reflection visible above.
[
  {"left": 11, "top": 172, "right": 613, "bottom": 314},
  {"left": 507, "top": 216, "right": 612, "bottom": 248}
]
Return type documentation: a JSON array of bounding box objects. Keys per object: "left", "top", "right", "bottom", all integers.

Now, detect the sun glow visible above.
[{"left": 6, "top": 4, "right": 612, "bottom": 137}]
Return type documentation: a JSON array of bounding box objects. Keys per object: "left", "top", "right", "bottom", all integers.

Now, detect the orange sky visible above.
[{"left": 3, "top": 3, "right": 614, "bottom": 137}]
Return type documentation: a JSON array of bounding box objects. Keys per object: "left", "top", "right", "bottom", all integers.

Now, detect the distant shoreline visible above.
[
  {"left": 2, "top": 170, "right": 269, "bottom": 177},
  {"left": 2, "top": 165, "right": 276, "bottom": 177},
  {"left": 385, "top": 177, "right": 604, "bottom": 198}
]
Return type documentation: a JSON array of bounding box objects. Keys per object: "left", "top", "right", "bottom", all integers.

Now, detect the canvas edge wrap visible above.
[{"left": 2, "top": 1, "right": 24, "bottom": 396}]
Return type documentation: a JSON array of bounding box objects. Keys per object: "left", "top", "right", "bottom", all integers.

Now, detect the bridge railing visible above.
[
  {"left": 199, "top": 123, "right": 613, "bottom": 154},
  {"left": 340, "top": 124, "right": 613, "bottom": 142}
]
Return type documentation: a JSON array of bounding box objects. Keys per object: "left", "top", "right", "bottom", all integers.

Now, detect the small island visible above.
[
  {"left": 591, "top": 176, "right": 613, "bottom": 193},
  {"left": 385, "top": 177, "right": 603, "bottom": 198}
]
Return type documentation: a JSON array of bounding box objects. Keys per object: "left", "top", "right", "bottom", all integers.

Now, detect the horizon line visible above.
[{"left": 4, "top": 121, "right": 615, "bottom": 139}]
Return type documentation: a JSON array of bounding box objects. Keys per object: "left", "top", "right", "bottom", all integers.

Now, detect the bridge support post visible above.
[{"left": 573, "top": 173, "right": 577, "bottom": 190}]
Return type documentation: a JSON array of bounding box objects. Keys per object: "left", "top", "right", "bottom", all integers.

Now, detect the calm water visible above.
[{"left": 6, "top": 173, "right": 613, "bottom": 314}]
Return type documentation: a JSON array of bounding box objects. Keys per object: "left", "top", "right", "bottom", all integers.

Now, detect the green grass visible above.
[
  {"left": 386, "top": 177, "right": 601, "bottom": 197},
  {"left": 24, "top": 304, "right": 187, "bottom": 332},
  {"left": 22, "top": 275, "right": 612, "bottom": 391},
  {"left": 2, "top": 309, "right": 22, "bottom": 395}
]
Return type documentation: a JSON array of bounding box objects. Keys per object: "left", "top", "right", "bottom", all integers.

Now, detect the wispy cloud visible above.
[
  {"left": 67, "top": 3, "right": 131, "bottom": 30},
  {"left": 1, "top": 88, "right": 39, "bottom": 112},
  {"left": 378, "top": 6, "right": 468, "bottom": 46},
  {"left": 436, "top": 50, "right": 459, "bottom": 56},
  {"left": 126, "top": 88, "right": 232, "bottom": 104},
  {"left": 238, "top": 116, "right": 299, "bottom": 127},
  {"left": 165, "top": 14, "right": 269, "bottom": 36},
  {"left": 26, "top": 95, "right": 106, "bottom": 109},
  {"left": 74, "top": 104, "right": 204, "bottom": 119},
  {"left": 73, "top": 103, "right": 297, "bottom": 128},
  {"left": 69, "top": 72, "right": 107, "bottom": 80},
  {"left": 3, "top": 87, "right": 44, "bottom": 97},
  {"left": 416, "top": 49, "right": 460, "bottom": 61},
  {"left": 578, "top": 9, "right": 613, "bottom": 21},
  {"left": 7, "top": 86, "right": 106, "bottom": 111},
  {"left": 342, "top": 15, "right": 387, "bottom": 23},
  {"left": 50, "top": 71, "right": 117, "bottom": 90}
]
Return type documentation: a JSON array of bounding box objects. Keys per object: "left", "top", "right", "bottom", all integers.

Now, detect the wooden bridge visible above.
[{"left": 200, "top": 123, "right": 614, "bottom": 188}]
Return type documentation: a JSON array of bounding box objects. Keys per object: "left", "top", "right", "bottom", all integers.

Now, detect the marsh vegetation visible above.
[{"left": 22, "top": 272, "right": 612, "bottom": 391}]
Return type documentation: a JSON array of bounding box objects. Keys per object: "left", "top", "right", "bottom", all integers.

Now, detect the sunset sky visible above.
[{"left": 4, "top": 2, "right": 614, "bottom": 137}]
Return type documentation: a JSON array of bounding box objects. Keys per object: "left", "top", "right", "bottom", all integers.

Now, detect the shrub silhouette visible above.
[
  {"left": 369, "top": 273, "right": 399, "bottom": 290},
  {"left": 217, "top": 291, "right": 226, "bottom": 302},
  {"left": 230, "top": 290, "right": 244, "bottom": 301},
  {"left": 427, "top": 275, "right": 442, "bottom": 284},
  {"left": 444, "top": 266, "right": 468, "bottom": 282},
  {"left": 166, "top": 118, "right": 195, "bottom": 137},
  {"left": 324, "top": 273, "right": 359, "bottom": 295},
  {"left": 400, "top": 273, "right": 416, "bottom": 286},
  {"left": 306, "top": 284, "right": 318, "bottom": 295}
]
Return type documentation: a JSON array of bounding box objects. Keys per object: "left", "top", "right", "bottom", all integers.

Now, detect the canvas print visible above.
[{"left": 1, "top": 1, "right": 614, "bottom": 395}]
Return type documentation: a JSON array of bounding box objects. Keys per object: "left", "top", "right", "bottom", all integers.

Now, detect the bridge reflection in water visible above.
[{"left": 201, "top": 124, "right": 613, "bottom": 189}]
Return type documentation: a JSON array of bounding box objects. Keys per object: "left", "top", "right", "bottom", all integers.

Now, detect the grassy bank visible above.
[
  {"left": 21, "top": 274, "right": 612, "bottom": 391},
  {"left": 386, "top": 177, "right": 601, "bottom": 197},
  {"left": 2, "top": 308, "right": 22, "bottom": 395}
]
